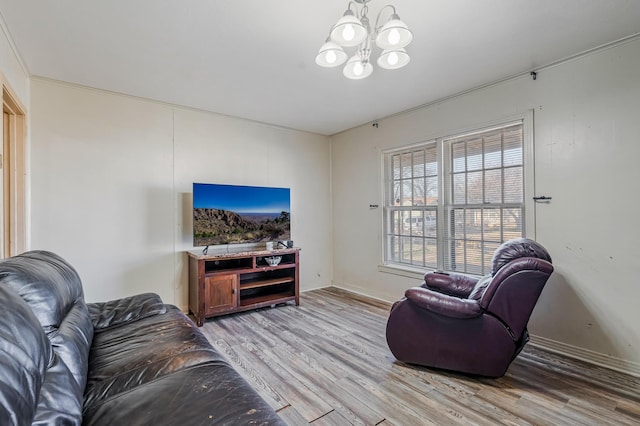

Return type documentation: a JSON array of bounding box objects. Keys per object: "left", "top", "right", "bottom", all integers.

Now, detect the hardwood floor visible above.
[{"left": 199, "top": 287, "right": 640, "bottom": 425}]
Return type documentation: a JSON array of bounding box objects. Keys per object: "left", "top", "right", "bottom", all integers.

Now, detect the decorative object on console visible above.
[
  {"left": 264, "top": 256, "right": 282, "bottom": 266},
  {"left": 277, "top": 240, "right": 294, "bottom": 249},
  {"left": 386, "top": 238, "right": 554, "bottom": 377},
  {"left": 315, "top": 0, "right": 413, "bottom": 79}
]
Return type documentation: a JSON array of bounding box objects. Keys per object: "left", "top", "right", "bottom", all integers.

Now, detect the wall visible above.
[
  {"left": 30, "top": 79, "right": 332, "bottom": 307},
  {"left": 331, "top": 38, "right": 640, "bottom": 373},
  {"left": 0, "top": 17, "right": 28, "bottom": 105}
]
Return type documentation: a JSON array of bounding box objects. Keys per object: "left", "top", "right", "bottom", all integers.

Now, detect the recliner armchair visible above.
[{"left": 385, "top": 238, "right": 554, "bottom": 377}]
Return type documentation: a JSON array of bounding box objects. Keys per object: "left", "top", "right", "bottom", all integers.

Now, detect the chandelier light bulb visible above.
[
  {"left": 387, "top": 51, "right": 399, "bottom": 66},
  {"left": 353, "top": 61, "right": 364, "bottom": 76},
  {"left": 326, "top": 50, "right": 337, "bottom": 64},
  {"left": 342, "top": 24, "right": 355, "bottom": 42},
  {"left": 387, "top": 28, "right": 401, "bottom": 46}
]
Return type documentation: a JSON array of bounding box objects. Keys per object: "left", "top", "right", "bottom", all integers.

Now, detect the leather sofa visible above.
[
  {"left": 386, "top": 238, "right": 554, "bottom": 377},
  {"left": 0, "top": 250, "right": 285, "bottom": 425}
]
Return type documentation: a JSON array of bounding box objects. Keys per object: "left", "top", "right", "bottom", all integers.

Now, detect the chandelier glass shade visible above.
[
  {"left": 344, "top": 54, "right": 374, "bottom": 79},
  {"left": 329, "top": 10, "right": 368, "bottom": 47},
  {"left": 377, "top": 48, "right": 410, "bottom": 69},
  {"left": 316, "top": 0, "right": 412, "bottom": 80},
  {"left": 315, "top": 39, "right": 348, "bottom": 67}
]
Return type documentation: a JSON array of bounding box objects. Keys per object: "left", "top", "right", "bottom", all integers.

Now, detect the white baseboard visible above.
[
  {"left": 329, "top": 284, "right": 394, "bottom": 306},
  {"left": 529, "top": 334, "right": 640, "bottom": 378}
]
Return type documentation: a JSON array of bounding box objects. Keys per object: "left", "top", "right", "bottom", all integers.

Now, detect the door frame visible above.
[{"left": 1, "top": 75, "right": 27, "bottom": 257}]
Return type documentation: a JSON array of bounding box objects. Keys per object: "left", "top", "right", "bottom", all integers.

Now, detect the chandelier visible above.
[{"left": 315, "top": 0, "right": 413, "bottom": 80}]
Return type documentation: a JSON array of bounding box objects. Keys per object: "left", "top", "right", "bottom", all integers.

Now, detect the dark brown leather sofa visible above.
[
  {"left": 0, "top": 250, "right": 284, "bottom": 425},
  {"left": 386, "top": 238, "right": 554, "bottom": 378}
]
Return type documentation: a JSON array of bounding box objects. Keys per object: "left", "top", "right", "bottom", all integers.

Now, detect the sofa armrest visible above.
[
  {"left": 405, "top": 287, "right": 483, "bottom": 319},
  {"left": 423, "top": 271, "right": 479, "bottom": 297},
  {"left": 88, "top": 292, "right": 167, "bottom": 331}
]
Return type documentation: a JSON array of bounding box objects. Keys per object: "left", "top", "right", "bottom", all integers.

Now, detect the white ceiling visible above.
[{"left": 1, "top": 0, "right": 639, "bottom": 136}]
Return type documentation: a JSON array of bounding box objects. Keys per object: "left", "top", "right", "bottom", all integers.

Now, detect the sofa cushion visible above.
[
  {"left": 0, "top": 285, "right": 51, "bottom": 424},
  {"left": 88, "top": 292, "right": 167, "bottom": 330},
  {"left": 84, "top": 306, "right": 225, "bottom": 408},
  {"left": 0, "top": 251, "right": 86, "bottom": 332},
  {"left": 82, "top": 363, "right": 286, "bottom": 426}
]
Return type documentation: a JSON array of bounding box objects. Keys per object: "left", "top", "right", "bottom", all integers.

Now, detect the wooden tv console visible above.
[{"left": 187, "top": 248, "right": 299, "bottom": 326}]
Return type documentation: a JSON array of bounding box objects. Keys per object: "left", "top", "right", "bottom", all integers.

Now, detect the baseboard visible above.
[
  {"left": 529, "top": 334, "right": 640, "bottom": 378},
  {"left": 329, "top": 284, "right": 394, "bottom": 306}
]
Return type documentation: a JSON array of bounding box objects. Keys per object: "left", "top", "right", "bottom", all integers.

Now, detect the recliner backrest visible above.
[
  {"left": 491, "top": 238, "right": 552, "bottom": 275},
  {"left": 482, "top": 257, "right": 553, "bottom": 338},
  {"left": 475, "top": 239, "right": 554, "bottom": 339}
]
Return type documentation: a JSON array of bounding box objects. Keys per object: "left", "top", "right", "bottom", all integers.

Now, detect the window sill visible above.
[
  {"left": 377, "top": 264, "right": 483, "bottom": 281},
  {"left": 377, "top": 264, "right": 427, "bottom": 280}
]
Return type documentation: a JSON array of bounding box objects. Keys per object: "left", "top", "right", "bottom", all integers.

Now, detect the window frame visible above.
[{"left": 380, "top": 111, "right": 535, "bottom": 277}]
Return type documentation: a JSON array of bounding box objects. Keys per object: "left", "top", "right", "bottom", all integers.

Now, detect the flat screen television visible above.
[{"left": 193, "top": 182, "right": 291, "bottom": 247}]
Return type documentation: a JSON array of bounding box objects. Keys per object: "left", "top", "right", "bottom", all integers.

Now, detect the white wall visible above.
[
  {"left": 331, "top": 38, "right": 640, "bottom": 373},
  {"left": 30, "top": 79, "right": 332, "bottom": 308}
]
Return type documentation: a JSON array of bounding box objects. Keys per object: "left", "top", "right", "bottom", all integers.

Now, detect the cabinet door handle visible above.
[{"left": 232, "top": 288, "right": 236, "bottom": 294}]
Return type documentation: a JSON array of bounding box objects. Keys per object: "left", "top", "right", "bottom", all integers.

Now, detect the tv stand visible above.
[{"left": 187, "top": 248, "right": 300, "bottom": 326}]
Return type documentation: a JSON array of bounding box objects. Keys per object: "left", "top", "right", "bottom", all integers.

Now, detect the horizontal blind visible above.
[
  {"left": 443, "top": 122, "right": 524, "bottom": 275},
  {"left": 384, "top": 143, "right": 439, "bottom": 269}
]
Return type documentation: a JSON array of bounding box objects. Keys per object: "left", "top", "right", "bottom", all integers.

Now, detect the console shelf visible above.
[
  {"left": 241, "top": 277, "right": 294, "bottom": 290},
  {"left": 188, "top": 248, "right": 300, "bottom": 326}
]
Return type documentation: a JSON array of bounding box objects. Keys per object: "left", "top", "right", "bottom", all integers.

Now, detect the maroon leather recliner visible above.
[{"left": 386, "top": 238, "right": 554, "bottom": 377}]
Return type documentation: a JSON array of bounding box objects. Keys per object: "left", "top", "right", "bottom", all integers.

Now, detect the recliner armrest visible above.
[
  {"left": 405, "top": 287, "right": 483, "bottom": 319},
  {"left": 423, "top": 271, "right": 479, "bottom": 297},
  {"left": 88, "top": 292, "right": 167, "bottom": 331}
]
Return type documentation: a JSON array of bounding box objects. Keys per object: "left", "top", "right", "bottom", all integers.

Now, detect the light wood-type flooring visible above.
[{"left": 200, "top": 287, "right": 640, "bottom": 425}]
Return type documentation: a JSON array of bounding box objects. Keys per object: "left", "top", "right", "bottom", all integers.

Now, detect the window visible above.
[{"left": 383, "top": 119, "right": 530, "bottom": 275}]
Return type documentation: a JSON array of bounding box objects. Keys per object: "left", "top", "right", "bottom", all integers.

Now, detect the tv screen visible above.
[{"left": 193, "top": 183, "right": 291, "bottom": 247}]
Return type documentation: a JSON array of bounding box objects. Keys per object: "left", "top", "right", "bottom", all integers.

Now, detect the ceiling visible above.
[{"left": 1, "top": 1, "right": 639, "bottom": 136}]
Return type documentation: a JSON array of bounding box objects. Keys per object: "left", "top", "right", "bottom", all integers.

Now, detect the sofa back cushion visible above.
[
  {"left": 0, "top": 251, "right": 85, "bottom": 330},
  {"left": 0, "top": 285, "right": 51, "bottom": 424},
  {"left": 0, "top": 251, "right": 94, "bottom": 392}
]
